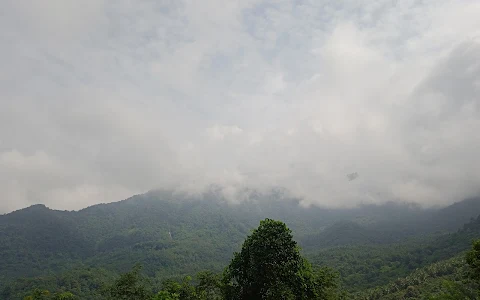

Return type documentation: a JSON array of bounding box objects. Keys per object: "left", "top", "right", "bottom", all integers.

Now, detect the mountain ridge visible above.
[{"left": 1, "top": 191, "right": 479, "bottom": 280}]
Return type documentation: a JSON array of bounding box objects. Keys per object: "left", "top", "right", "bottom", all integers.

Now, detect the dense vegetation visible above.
[
  {"left": 312, "top": 216, "right": 480, "bottom": 292},
  {"left": 1, "top": 190, "right": 480, "bottom": 299},
  {"left": 9, "top": 219, "right": 345, "bottom": 300}
]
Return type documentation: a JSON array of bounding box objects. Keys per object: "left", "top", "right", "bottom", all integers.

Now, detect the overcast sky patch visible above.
[{"left": 1, "top": 0, "right": 480, "bottom": 212}]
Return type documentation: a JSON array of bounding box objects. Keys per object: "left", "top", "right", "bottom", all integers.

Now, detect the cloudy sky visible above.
[{"left": 1, "top": 0, "right": 480, "bottom": 212}]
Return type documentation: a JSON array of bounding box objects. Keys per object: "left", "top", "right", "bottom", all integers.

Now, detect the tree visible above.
[
  {"left": 427, "top": 280, "right": 477, "bottom": 300},
  {"left": 466, "top": 239, "right": 480, "bottom": 281},
  {"left": 24, "top": 289, "right": 51, "bottom": 300},
  {"left": 196, "top": 271, "right": 222, "bottom": 300},
  {"left": 23, "top": 290, "right": 76, "bottom": 300},
  {"left": 222, "top": 218, "right": 339, "bottom": 299},
  {"left": 102, "top": 265, "right": 151, "bottom": 300},
  {"left": 53, "top": 292, "right": 76, "bottom": 300},
  {"left": 156, "top": 276, "right": 197, "bottom": 300},
  {"left": 152, "top": 290, "right": 180, "bottom": 300},
  {"left": 427, "top": 240, "right": 480, "bottom": 300}
]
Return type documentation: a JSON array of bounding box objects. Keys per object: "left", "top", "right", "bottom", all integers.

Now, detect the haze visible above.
[{"left": 1, "top": 0, "right": 479, "bottom": 213}]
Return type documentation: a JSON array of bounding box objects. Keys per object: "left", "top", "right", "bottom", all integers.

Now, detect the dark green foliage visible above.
[
  {"left": 311, "top": 215, "right": 480, "bottom": 292},
  {"left": 23, "top": 289, "right": 76, "bottom": 300},
  {"left": 195, "top": 271, "right": 223, "bottom": 300},
  {"left": 156, "top": 276, "right": 198, "bottom": 300},
  {"left": 355, "top": 239, "right": 480, "bottom": 299},
  {"left": 102, "top": 265, "right": 152, "bottom": 300},
  {"left": 1, "top": 268, "right": 115, "bottom": 300},
  {"left": 465, "top": 239, "right": 480, "bottom": 281},
  {"left": 0, "top": 205, "right": 93, "bottom": 279},
  {"left": 223, "top": 219, "right": 301, "bottom": 299},
  {"left": 354, "top": 256, "right": 469, "bottom": 299},
  {"left": 428, "top": 280, "right": 478, "bottom": 300},
  {"left": 223, "top": 219, "right": 339, "bottom": 299},
  {"left": 24, "top": 289, "right": 52, "bottom": 300}
]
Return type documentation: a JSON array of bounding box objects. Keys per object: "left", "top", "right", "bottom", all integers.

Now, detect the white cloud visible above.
[
  {"left": 206, "top": 125, "right": 244, "bottom": 140},
  {"left": 0, "top": 0, "right": 479, "bottom": 212}
]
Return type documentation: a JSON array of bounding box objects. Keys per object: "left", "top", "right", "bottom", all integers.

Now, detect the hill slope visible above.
[
  {"left": 311, "top": 215, "right": 480, "bottom": 292},
  {"left": 1, "top": 190, "right": 480, "bottom": 290}
]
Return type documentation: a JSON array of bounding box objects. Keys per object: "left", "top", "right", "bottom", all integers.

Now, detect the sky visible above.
[{"left": 1, "top": 0, "right": 480, "bottom": 212}]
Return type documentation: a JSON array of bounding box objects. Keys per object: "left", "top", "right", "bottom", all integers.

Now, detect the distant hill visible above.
[
  {"left": 427, "top": 196, "right": 480, "bottom": 232},
  {"left": 1, "top": 189, "right": 480, "bottom": 290},
  {"left": 301, "top": 196, "right": 480, "bottom": 250}
]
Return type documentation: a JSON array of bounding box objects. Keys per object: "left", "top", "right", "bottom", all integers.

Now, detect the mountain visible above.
[
  {"left": 301, "top": 196, "right": 480, "bottom": 251},
  {"left": 0, "top": 204, "right": 94, "bottom": 278},
  {"left": 1, "top": 189, "right": 480, "bottom": 298},
  {"left": 1, "top": 189, "right": 337, "bottom": 281},
  {"left": 427, "top": 196, "right": 480, "bottom": 232}
]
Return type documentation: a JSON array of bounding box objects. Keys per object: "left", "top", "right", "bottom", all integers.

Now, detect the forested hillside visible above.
[
  {"left": 1, "top": 190, "right": 480, "bottom": 299},
  {"left": 312, "top": 214, "right": 480, "bottom": 292}
]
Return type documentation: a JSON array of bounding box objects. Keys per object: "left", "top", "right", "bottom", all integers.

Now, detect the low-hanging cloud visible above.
[{"left": 1, "top": 0, "right": 479, "bottom": 212}]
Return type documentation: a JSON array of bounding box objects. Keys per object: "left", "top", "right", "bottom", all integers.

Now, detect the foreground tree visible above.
[{"left": 222, "top": 218, "right": 340, "bottom": 299}]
